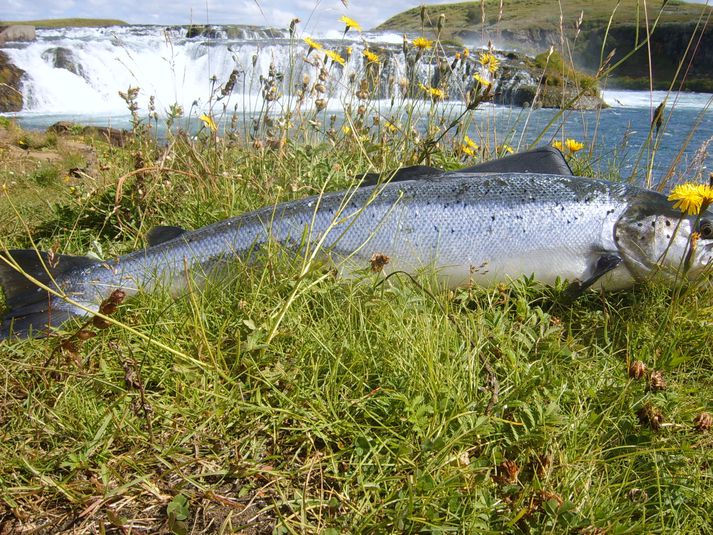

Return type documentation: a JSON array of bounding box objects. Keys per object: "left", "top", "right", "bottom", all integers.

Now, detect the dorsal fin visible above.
[
  {"left": 356, "top": 146, "right": 574, "bottom": 188},
  {"left": 357, "top": 166, "right": 443, "bottom": 187},
  {"left": 455, "top": 146, "right": 573, "bottom": 176},
  {"left": 146, "top": 226, "right": 186, "bottom": 246}
]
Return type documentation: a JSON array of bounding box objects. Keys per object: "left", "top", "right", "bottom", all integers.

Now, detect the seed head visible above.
[
  {"left": 648, "top": 370, "right": 667, "bottom": 391},
  {"left": 693, "top": 412, "right": 712, "bottom": 432},
  {"left": 628, "top": 360, "right": 647, "bottom": 379},
  {"left": 637, "top": 402, "right": 664, "bottom": 431},
  {"left": 370, "top": 253, "right": 390, "bottom": 272},
  {"left": 627, "top": 488, "right": 649, "bottom": 503}
]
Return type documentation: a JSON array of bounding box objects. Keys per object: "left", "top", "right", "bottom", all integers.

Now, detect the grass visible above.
[
  {"left": 378, "top": 0, "right": 713, "bottom": 34},
  {"left": 0, "top": 18, "right": 127, "bottom": 28},
  {"left": 0, "top": 5, "right": 712, "bottom": 533}
]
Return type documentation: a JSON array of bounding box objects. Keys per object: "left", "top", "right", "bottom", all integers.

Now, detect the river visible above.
[{"left": 2, "top": 25, "right": 711, "bottom": 187}]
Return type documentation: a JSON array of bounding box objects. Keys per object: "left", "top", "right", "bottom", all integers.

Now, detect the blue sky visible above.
[{"left": 2, "top": 0, "right": 710, "bottom": 32}]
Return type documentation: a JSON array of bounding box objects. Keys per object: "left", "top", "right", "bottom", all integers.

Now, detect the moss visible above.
[
  {"left": 534, "top": 50, "right": 599, "bottom": 96},
  {"left": 0, "top": 51, "right": 24, "bottom": 112}
]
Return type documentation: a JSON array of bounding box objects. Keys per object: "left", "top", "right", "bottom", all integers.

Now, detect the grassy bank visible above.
[
  {"left": 1, "top": 11, "right": 712, "bottom": 534},
  {"left": 0, "top": 18, "right": 127, "bottom": 28},
  {"left": 379, "top": 0, "right": 712, "bottom": 36}
]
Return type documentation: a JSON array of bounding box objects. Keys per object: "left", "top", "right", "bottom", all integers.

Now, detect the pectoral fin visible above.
[{"left": 565, "top": 253, "right": 623, "bottom": 300}]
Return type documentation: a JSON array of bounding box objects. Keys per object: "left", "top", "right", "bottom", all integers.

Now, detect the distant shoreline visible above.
[{"left": 0, "top": 18, "right": 127, "bottom": 28}]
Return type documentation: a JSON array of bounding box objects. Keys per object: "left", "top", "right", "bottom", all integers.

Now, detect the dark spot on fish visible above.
[
  {"left": 584, "top": 197, "right": 591, "bottom": 203},
  {"left": 665, "top": 220, "right": 671, "bottom": 227},
  {"left": 450, "top": 228, "right": 455, "bottom": 233},
  {"left": 491, "top": 215, "right": 496, "bottom": 221},
  {"left": 637, "top": 223, "right": 643, "bottom": 227},
  {"left": 434, "top": 225, "right": 438, "bottom": 233},
  {"left": 651, "top": 221, "right": 656, "bottom": 227},
  {"left": 561, "top": 206, "right": 565, "bottom": 211},
  {"left": 606, "top": 209, "right": 614, "bottom": 215},
  {"left": 666, "top": 234, "right": 671, "bottom": 239}
]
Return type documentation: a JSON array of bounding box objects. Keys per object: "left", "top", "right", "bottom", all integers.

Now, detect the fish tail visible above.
[{"left": 0, "top": 249, "right": 99, "bottom": 339}]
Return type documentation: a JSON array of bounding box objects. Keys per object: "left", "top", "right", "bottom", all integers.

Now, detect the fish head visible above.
[{"left": 615, "top": 191, "right": 713, "bottom": 284}]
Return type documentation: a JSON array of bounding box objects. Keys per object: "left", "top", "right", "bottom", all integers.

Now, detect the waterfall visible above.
[{"left": 3, "top": 25, "right": 475, "bottom": 116}]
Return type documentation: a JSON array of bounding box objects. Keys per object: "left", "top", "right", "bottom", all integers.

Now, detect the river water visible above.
[{"left": 2, "top": 25, "right": 712, "bottom": 186}]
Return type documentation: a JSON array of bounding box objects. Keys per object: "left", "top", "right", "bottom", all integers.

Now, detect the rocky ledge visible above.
[
  {"left": 0, "top": 25, "right": 36, "bottom": 45},
  {"left": 0, "top": 51, "right": 24, "bottom": 112}
]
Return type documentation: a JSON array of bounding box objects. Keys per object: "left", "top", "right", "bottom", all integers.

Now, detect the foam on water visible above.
[
  {"left": 602, "top": 89, "right": 713, "bottom": 110},
  {"left": 3, "top": 26, "right": 415, "bottom": 115}
]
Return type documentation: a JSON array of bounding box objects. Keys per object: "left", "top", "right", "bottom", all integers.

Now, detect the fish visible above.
[{"left": 1, "top": 171, "right": 712, "bottom": 339}]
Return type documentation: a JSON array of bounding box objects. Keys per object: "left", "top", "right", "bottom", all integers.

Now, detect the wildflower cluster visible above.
[
  {"left": 461, "top": 135, "right": 479, "bottom": 157},
  {"left": 552, "top": 139, "right": 584, "bottom": 154}
]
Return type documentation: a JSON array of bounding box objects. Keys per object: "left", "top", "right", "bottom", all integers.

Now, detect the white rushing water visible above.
[
  {"left": 602, "top": 89, "right": 713, "bottom": 110},
  {"left": 2, "top": 25, "right": 420, "bottom": 115}
]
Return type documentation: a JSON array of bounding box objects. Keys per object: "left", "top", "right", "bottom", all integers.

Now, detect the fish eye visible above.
[{"left": 700, "top": 220, "right": 713, "bottom": 239}]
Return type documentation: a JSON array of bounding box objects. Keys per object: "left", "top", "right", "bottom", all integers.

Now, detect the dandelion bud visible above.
[
  {"left": 289, "top": 18, "right": 300, "bottom": 37},
  {"left": 315, "top": 83, "right": 326, "bottom": 94},
  {"left": 315, "top": 98, "right": 327, "bottom": 111},
  {"left": 420, "top": 5, "right": 426, "bottom": 25},
  {"left": 437, "top": 13, "right": 445, "bottom": 34}
]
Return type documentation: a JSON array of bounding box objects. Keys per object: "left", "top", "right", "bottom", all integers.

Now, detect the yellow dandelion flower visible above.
[
  {"left": 303, "top": 36, "right": 323, "bottom": 51},
  {"left": 474, "top": 73, "right": 491, "bottom": 87},
  {"left": 363, "top": 49, "right": 380, "bottom": 64},
  {"left": 345, "top": 46, "right": 352, "bottom": 57},
  {"left": 478, "top": 52, "right": 500, "bottom": 74},
  {"left": 462, "top": 48, "right": 470, "bottom": 58},
  {"left": 413, "top": 37, "right": 433, "bottom": 50},
  {"left": 668, "top": 183, "right": 713, "bottom": 215},
  {"left": 464, "top": 135, "right": 478, "bottom": 150},
  {"left": 324, "top": 49, "right": 346, "bottom": 66},
  {"left": 340, "top": 15, "right": 361, "bottom": 32},
  {"left": 342, "top": 125, "right": 352, "bottom": 135},
  {"left": 552, "top": 140, "right": 564, "bottom": 151},
  {"left": 199, "top": 113, "right": 217, "bottom": 132},
  {"left": 462, "top": 145, "right": 476, "bottom": 157},
  {"left": 419, "top": 83, "right": 444, "bottom": 100},
  {"left": 564, "top": 138, "right": 584, "bottom": 153},
  {"left": 499, "top": 144, "right": 514, "bottom": 154},
  {"left": 455, "top": 52, "right": 461, "bottom": 60},
  {"left": 384, "top": 120, "right": 398, "bottom": 133}
]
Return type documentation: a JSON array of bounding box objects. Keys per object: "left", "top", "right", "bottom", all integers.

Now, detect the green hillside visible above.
[
  {"left": 378, "top": 0, "right": 712, "bottom": 36},
  {"left": 379, "top": 0, "right": 713, "bottom": 91}
]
